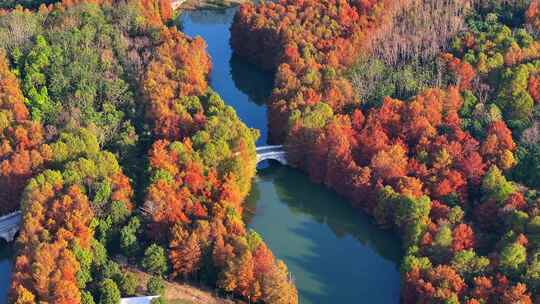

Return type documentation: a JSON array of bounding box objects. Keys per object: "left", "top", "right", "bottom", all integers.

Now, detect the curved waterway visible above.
[
  {"left": 181, "top": 7, "right": 402, "bottom": 304},
  {"left": 0, "top": 7, "right": 403, "bottom": 304}
]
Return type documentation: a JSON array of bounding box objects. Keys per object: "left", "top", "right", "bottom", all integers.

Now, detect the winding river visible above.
[
  {"left": 0, "top": 6, "right": 402, "bottom": 304},
  {"left": 180, "top": 7, "right": 402, "bottom": 304}
]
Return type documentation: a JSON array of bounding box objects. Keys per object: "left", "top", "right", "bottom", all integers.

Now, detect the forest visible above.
[
  {"left": 0, "top": 0, "right": 295, "bottom": 303},
  {"left": 230, "top": 0, "right": 540, "bottom": 302},
  {"left": 2, "top": 0, "right": 540, "bottom": 303}
]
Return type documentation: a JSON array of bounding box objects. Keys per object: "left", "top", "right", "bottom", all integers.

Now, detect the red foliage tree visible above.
[
  {"left": 143, "top": 28, "right": 211, "bottom": 140},
  {"left": 11, "top": 182, "right": 93, "bottom": 304},
  {"left": 452, "top": 223, "right": 475, "bottom": 252},
  {"left": 0, "top": 52, "right": 51, "bottom": 214},
  {"left": 501, "top": 283, "right": 533, "bottom": 304},
  {"left": 169, "top": 225, "right": 202, "bottom": 279},
  {"left": 481, "top": 121, "right": 516, "bottom": 170}
]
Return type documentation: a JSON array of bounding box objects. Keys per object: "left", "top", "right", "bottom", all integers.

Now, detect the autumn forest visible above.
[{"left": 0, "top": 0, "right": 540, "bottom": 303}]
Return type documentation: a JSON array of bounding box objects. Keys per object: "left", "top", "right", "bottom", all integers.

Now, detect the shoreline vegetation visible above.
[
  {"left": 0, "top": 0, "right": 296, "bottom": 303},
  {"left": 1, "top": 0, "right": 540, "bottom": 303},
  {"left": 172, "top": 0, "right": 249, "bottom": 11},
  {"left": 230, "top": 0, "right": 540, "bottom": 302}
]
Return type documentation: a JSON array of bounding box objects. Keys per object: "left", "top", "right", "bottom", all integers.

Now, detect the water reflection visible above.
[
  {"left": 230, "top": 54, "right": 273, "bottom": 106},
  {"left": 246, "top": 164, "right": 401, "bottom": 304},
  {"left": 181, "top": 7, "right": 271, "bottom": 145},
  {"left": 270, "top": 166, "right": 402, "bottom": 262},
  {"left": 181, "top": 7, "right": 402, "bottom": 303},
  {"left": 180, "top": 7, "right": 236, "bottom": 25}
]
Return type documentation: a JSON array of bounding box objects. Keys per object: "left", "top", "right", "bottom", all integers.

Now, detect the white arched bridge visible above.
[
  {"left": 0, "top": 211, "right": 21, "bottom": 243},
  {"left": 256, "top": 145, "right": 287, "bottom": 165},
  {"left": 0, "top": 146, "right": 287, "bottom": 243}
]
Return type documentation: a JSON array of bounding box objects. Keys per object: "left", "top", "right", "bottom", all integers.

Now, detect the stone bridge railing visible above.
[{"left": 256, "top": 145, "right": 287, "bottom": 165}]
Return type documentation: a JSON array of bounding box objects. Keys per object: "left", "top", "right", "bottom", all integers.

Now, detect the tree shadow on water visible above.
[
  {"left": 287, "top": 220, "right": 401, "bottom": 304},
  {"left": 250, "top": 164, "right": 402, "bottom": 303},
  {"left": 229, "top": 54, "right": 274, "bottom": 106},
  {"left": 179, "top": 7, "right": 237, "bottom": 26},
  {"left": 264, "top": 165, "right": 403, "bottom": 262}
]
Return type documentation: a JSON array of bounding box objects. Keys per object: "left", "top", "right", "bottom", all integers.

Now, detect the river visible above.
[
  {"left": 0, "top": 6, "right": 403, "bottom": 304},
  {"left": 180, "top": 7, "right": 402, "bottom": 304}
]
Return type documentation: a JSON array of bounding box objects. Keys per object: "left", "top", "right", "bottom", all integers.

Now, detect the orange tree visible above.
[{"left": 231, "top": 0, "right": 540, "bottom": 302}]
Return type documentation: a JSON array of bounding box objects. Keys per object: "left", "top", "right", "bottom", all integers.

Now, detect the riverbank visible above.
[
  {"left": 180, "top": 8, "right": 401, "bottom": 303},
  {"left": 173, "top": 0, "right": 249, "bottom": 11}
]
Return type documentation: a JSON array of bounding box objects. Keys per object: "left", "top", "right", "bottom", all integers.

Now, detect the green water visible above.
[{"left": 180, "top": 7, "right": 402, "bottom": 304}]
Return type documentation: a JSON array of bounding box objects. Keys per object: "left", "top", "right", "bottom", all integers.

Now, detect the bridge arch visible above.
[
  {"left": 256, "top": 145, "right": 287, "bottom": 165},
  {"left": 0, "top": 211, "right": 21, "bottom": 243}
]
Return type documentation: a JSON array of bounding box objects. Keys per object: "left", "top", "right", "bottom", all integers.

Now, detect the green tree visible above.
[
  {"left": 98, "top": 279, "right": 121, "bottom": 304},
  {"left": 394, "top": 195, "right": 431, "bottom": 246},
  {"left": 513, "top": 144, "right": 540, "bottom": 188},
  {"left": 448, "top": 206, "right": 464, "bottom": 225},
  {"left": 528, "top": 216, "right": 540, "bottom": 234},
  {"left": 120, "top": 217, "right": 141, "bottom": 256},
  {"left": 98, "top": 260, "right": 122, "bottom": 281},
  {"left": 19, "top": 34, "right": 55, "bottom": 122},
  {"left": 73, "top": 243, "right": 93, "bottom": 289},
  {"left": 482, "top": 166, "right": 516, "bottom": 204},
  {"left": 508, "top": 210, "right": 529, "bottom": 233},
  {"left": 434, "top": 225, "right": 453, "bottom": 248},
  {"left": 119, "top": 273, "right": 138, "bottom": 297},
  {"left": 524, "top": 252, "right": 540, "bottom": 292},
  {"left": 142, "top": 244, "right": 168, "bottom": 275},
  {"left": 496, "top": 64, "right": 535, "bottom": 125},
  {"left": 108, "top": 200, "right": 131, "bottom": 226},
  {"left": 401, "top": 254, "right": 432, "bottom": 274},
  {"left": 147, "top": 276, "right": 165, "bottom": 295},
  {"left": 500, "top": 242, "right": 527, "bottom": 277},
  {"left": 92, "top": 236, "right": 108, "bottom": 268},
  {"left": 81, "top": 291, "right": 96, "bottom": 304},
  {"left": 150, "top": 298, "right": 167, "bottom": 304},
  {"left": 432, "top": 224, "right": 453, "bottom": 262},
  {"left": 451, "top": 249, "right": 489, "bottom": 279}
]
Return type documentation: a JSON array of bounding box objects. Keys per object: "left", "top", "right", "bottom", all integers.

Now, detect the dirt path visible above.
[{"left": 123, "top": 265, "right": 236, "bottom": 304}]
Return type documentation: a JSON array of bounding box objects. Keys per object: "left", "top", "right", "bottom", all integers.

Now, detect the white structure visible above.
[
  {"left": 0, "top": 211, "right": 21, "bottom": 242},
  {"left": 120, "top": 296, "right": 160, "bottom": 304},
  {"left": 256, "top": 145, "right": 287, "bottom": 165}
]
